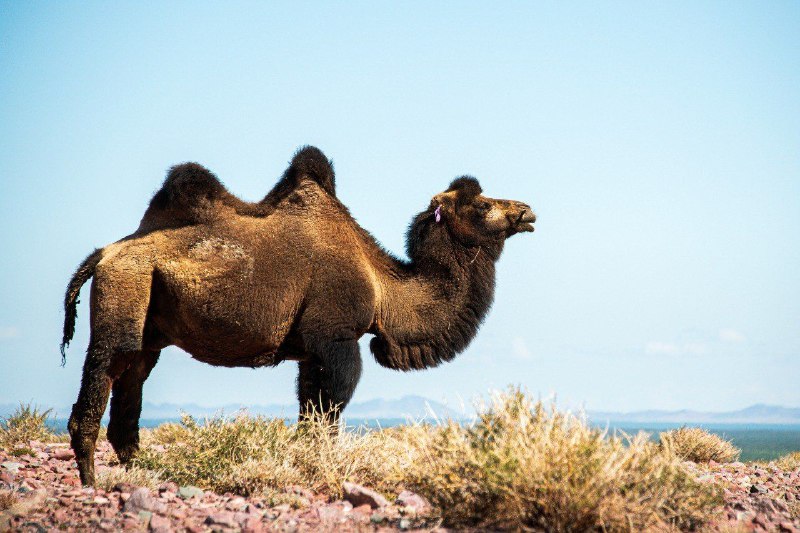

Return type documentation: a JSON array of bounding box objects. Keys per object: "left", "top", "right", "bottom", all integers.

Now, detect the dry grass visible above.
[
  {"left": 0, "top": 403, "right": 56, "bottom": 450},
  {"left": 401, "top": 390, "right": 721, "bottom": 530},
  {"left": 95, "top": 465, "right": 163, "bottom": 492},
  {"left": 774, "top": 451, "right": 800, "bottom": 471},
  {"left": 131, "top": 389, "right": 722, "bottom": 531},
  {"left": 659, "top": 427, "right": 741, "bottom": 463},
  {"left": 0, "top": 489, "right": 17, "bottom": 511},
  {"left": 134, "top": 412, "right": 412, "bottom": 498}
]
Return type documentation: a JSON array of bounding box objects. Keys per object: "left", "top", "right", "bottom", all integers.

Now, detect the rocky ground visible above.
[{"left": 1, "top": 441, "right": 798, "bottom": 532}]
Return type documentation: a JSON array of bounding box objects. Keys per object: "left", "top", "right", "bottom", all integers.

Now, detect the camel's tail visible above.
[{"left": 61, "top": 248, "right": 103, "bottom": 366}]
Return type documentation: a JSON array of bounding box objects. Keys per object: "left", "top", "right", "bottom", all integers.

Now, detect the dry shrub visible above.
[
  {"left": 95, "top": 465, "right": 163, "bottom": 492},
  {"left": 133, "top": 412, "right": 411, "bottom": 498},
  {"left": 402, "top": 389, "right": 721, "bottom": 531},
  {"left": 0, "top": 403, "right": 55, "bottom": 450},
  {"left": 659, "top": 427, "right": 740, "bottom": 463},
  {"left": 775, "top": 451, "right": 800, "bottom": 471},
  {"left": 131, "top": 390, "right": 721, "bottom": 530}
]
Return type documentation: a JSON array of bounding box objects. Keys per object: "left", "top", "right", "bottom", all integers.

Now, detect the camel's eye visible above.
[{"left": 475, "top": 201, "right": 491, "bottom": 212}]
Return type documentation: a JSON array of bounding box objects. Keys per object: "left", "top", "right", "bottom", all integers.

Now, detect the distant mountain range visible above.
[
  {"left": 2, "top": 398, "right": 799, "bottom": 425},
  {"left": 587, "top": 404, "right": 800, "bottom": 425},
  {"left": 0, "top": 395, "right": 461, "bottom": 422}
]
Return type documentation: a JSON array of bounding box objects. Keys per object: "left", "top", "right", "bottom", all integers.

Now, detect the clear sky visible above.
[{"left": 1, "top": 2, "right": 798, "bottom": 416}]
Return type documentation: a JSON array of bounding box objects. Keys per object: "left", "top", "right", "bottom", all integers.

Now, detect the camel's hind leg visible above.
[
  {"left": 68, "top": 341, "right": 127, "bottom": 486},
  {"left": 107, "top": 349, "right": 160, "bottom": 465},
  {"left": 69, "top": 260, "right": 153, "bottom": 486}
]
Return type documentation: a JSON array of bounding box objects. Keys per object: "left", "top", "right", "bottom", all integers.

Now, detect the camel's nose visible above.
[
  {"left": 507, "top": 202, "right": 536, "bottom": 233},
  {"left": 518, "top": 205, "right": 536, "bottom": 223}
]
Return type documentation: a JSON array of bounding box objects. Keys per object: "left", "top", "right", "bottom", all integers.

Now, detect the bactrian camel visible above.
[{"left": 61, "top": 146, "right": 536, "bottom": 485}]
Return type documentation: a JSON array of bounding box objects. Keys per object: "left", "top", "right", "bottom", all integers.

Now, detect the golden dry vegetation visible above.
[{"left": 11, "top": 389, "right": 800, "bottom": 531}]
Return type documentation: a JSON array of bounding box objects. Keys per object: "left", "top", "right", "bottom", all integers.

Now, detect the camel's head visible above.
[{"left": 430, "top": 176, "right": 535, "bottom": 245}]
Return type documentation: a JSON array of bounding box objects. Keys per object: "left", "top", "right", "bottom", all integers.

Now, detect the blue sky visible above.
[{"left": 1, "top": 2, "right": 798, "bottom": 416}]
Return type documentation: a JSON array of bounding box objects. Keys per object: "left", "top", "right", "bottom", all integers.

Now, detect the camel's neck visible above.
[{"left": 369, "top": 219, "right": 502, "bottom": 370}]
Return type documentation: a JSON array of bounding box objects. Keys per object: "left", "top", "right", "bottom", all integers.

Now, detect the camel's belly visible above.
[{"left": 149, "top": 238, "right": 306, "bottom": 365}]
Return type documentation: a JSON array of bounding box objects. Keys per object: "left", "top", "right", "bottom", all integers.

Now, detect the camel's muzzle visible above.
[{"left": 509, "top": 204, "right": 536, "bottom": 233}]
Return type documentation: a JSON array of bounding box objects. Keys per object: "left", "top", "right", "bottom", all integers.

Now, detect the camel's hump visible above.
[
  {"left": 286, "top": 145, "right": 335, "bottom": 197},
  {"left": 135, "top": 146, "right": 336, "bottom": 235}
]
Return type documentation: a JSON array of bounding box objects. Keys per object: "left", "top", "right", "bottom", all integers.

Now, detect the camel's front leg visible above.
[{"left": 297, "top": 339, "right": 362, "bottom": 423}]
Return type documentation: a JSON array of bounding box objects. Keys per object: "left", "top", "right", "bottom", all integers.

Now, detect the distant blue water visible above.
[{"left": 47, "top": 418, "right": 800, "bottom": 462}]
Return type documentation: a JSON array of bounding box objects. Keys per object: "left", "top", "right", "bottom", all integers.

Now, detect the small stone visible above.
[
  {"left": 92, "top": 496, "right": 110, "bottom": 505},
  {"left": 241, "top": 515, "right": 264, "bottom": 532},
  {"left": 125, "top": 488, "right": 166, "bottom": 514},
  {"left": 138, "top": 510, "right": 152, "bottom": 524},
  {"left": 342, "top": 482, "right": 388, "bottom": 509},
  {"left": 399, "top": 517, "right": 412, "bottom": 529},
  {"left": 1, "top": 462, "right": 23, "bottom": 474},
  {"left": 316, "top": 506, "right": 342, "bottom": 522},
  {"left": 177, "top": 485, "right": 204, "bottom": 499},
  {"left": 53, "top": 449, "right": 75, "bottom": 461},
  {"left": 370, "top": 513, "right": 385, "bottom": 523},
  {"left": 148, "top": 513, "right": 171, "bottom": 532},
  {"left": 273, "top": 503, "right": 291, "bottom": 514},
  {"left": 396, "top": 490, "right": 430, "bottom": 514},
  {"left": 122, "top": 517, "right": 140, "bottom": 530},
  {"left": 205, "top": 511, "right": 238, "bottom": 528},
  {"left": 158, "top": 482, "right": 178, "bottom": 493},
  {"left": 225, "top": 496, "right": 247, "bottom": 511},
  {"left": 750, "top": 484, "right": 769, "bottom": 494}
]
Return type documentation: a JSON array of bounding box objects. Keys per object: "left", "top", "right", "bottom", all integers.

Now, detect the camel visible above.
[{"left": 60, "top": 147, "right": 536, "bottom": 486}]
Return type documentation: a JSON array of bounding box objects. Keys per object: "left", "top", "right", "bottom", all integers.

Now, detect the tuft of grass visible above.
[
  {"left": 775, "top": 451, "right": 800, "bottom": 471},
  {"left": 134, "top": 412, "right": 411, "bottom": 498},
  {"left": 131, "top": 389, "right": 722, "bottom": 530},
  {"left": 0, "top": 403, "right": 55, "bottom": 450},
  {"left": 659, "top": 427, "right": 741, "bottom": 463},
  {"left": 402, "top": 389, "right": 721, "bottom": 530},
  {"left": 0, "top": 490, "right": 17, "bottom": 511},
  {"left": 95, "top": 465, "right": 163, "bottom": 492}
]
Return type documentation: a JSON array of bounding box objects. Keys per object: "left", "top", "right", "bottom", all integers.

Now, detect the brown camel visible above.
[{"left": 60, "top": 147, "right": 536, "bottom": 486}]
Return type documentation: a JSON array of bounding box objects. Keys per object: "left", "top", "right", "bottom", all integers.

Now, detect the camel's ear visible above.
[{"left": 446, "top": 176, "right": 482, "bottom": 205}]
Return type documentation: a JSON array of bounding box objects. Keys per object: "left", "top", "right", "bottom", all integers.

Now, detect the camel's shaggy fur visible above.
[{"left": 61, "top": 146, "right": 536, "bottom": 485}]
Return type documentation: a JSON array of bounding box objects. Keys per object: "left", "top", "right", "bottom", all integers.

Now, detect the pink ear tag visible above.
[{"left": 435, "top": 205, "right": 442, "bottom": 223}]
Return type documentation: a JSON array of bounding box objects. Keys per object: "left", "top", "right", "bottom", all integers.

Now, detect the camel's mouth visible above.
[
  {"left": 516, "top": 222, "right": 535, "bottom": 233},
  {"left": 510, "top": 209, "right": 536, "bottom": 234}
]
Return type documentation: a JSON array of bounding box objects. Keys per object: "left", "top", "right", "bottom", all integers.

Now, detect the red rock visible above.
[
  {"left": 395, "top": 490, "right": 430, "bottom": 514},
  {"left": 122, "top": 517, "right": 140, "bottom": 529},
  {"left": 148, "top": 513, "right": 171, "bottom": 532},
  {"left": 158, "top": 482, "right": 178, "bottom": 493},
  {"left": 124, "top": 488, "right": 167, "bottom": 514},
  {"left": 206, "top": 511, "right": 238, "bottom": 528},
  {"left": 240, "top": 514, "right": 263, "bottom": 532},
  {"left": 342, "top": 482, "right": 388, "bottom": 509},
  {"left": 53, "top": 449, "right": 75, "bottom": 461},
  {"left": 316, "top": 505, "right": 343, "bottom": 522},
  {"left": 62, "top": 476, "right": 81, "bottom": 487}
]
